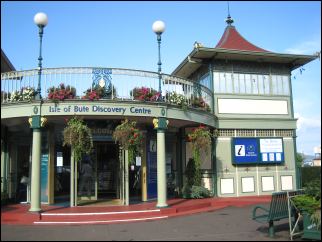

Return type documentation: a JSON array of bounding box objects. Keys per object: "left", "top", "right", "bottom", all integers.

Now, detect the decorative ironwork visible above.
[{"left": 92, "top": 68, "right": 112, "bottom": 95}]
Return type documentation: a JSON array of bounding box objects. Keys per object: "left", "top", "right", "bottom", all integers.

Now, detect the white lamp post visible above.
[
  {"left": 152, "top": 20, "right": 165, "bottom": 100},
  {"left": 34, "top": 12, "right": 48, "bottom": 100}
]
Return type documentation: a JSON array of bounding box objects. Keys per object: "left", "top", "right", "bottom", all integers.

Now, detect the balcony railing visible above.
[{"left": 1, "top": 67, "right": 213, "bottom": 112}]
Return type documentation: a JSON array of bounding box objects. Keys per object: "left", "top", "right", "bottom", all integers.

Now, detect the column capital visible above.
[
  {"left": 153, "top": 117, "right": 168, "bottom": 130},
  {"left": 29, "top": 116, "right": 47, "bottom": 129}
]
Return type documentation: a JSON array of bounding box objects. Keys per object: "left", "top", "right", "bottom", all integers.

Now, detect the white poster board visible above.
[
  {"left": 281, "top": 175, "right": 293, "bottom": 191},
  {"left": 220, "top": 178, "right": 234, "bottom": 194},
  {"left": 57, "top": 152, "right": 63, "bottom": 167},
  {"left": 241, "top": 177, "right": 255, "bottom": 193},
  {"left": 261, "top": 176, "right": 275, "bottom": 192}
]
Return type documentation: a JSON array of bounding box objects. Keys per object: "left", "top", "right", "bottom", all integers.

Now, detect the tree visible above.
[{"left": 296, "top": 152, "right": 305, "bottom": 167}]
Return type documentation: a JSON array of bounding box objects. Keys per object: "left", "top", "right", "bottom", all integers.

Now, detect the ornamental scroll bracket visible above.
[{"left": 29, "top": 116, "right": 47, "bottom": 129}]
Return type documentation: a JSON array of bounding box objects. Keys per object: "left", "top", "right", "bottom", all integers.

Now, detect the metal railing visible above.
[{"left": 1, "top": 67, "right": 213, "bottom": 112}]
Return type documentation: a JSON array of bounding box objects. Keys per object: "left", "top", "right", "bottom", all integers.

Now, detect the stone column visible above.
[
  {"left": 28, "top": 115, "right": 47, "bottom": 213},
  {"left": 153, "top": 117, "right": 168, "bottom": 208}
]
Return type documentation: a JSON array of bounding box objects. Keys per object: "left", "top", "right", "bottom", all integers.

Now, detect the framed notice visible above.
[
  {"left": 259, "top": 138, "right": 284, "bottom": 164},
  {"left": 281, "top": 175, "right": 293, "bottom": 191},
  {"left": 261, "top": 176, "right": 275, "bottom": 192},
  {"left": 241, "top": 177, "right": 255, "bottom": 193},
  {"left": 220, "top": 178, "right": 234, "bottom": 194}
]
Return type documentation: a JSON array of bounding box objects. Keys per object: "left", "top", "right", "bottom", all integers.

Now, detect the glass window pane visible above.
[
  {"left": 220, "top": 73, "right": 226, "bottom": 93},
  {"left": 226, "top": 73, "right": 233, "bottom": 93},
  {"left": 271, "top": 75, "right": 278, "bottom": 95},
  {"left": 214, "top": 72, "right": 220, "bottom": 93},
  {"left": 258, "top": 75, "right": 264, "bottom": 94},
  {"left": 263, "top": 75, "right": 270, "bottom": 94},
  {"left": 245, "top": 74, "right": 252, "bottom": 94},
  {"left": 233, "top": 73, "right": 239, "bottom": 93},
  {"left": 251, "top": 74, "right": 259, "bottom": 94},
  {"left": 239, "top": 74, "right": 246, "bottom": 94},
  {"left": 282, "top": 76, "right": 290, "bottom": 95}
]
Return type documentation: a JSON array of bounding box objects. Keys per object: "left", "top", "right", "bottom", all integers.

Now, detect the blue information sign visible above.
[
  {"left": 233, "top": 138, "right": 259, "bottom": 164},
  {"left": 232, "top": 138, "right": 284, "bottom": 165}
]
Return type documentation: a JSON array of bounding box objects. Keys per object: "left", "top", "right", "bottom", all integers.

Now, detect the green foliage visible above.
[
  {"left": 293, "top": 176, "right": 321, "bottom": 231},
  {"left": 63, "top": 116, "right": 93, "bottom": 163},
  {"left": 310, "top": 209, "right": 321, "bottom": 230},
  {"left": 183, "top": 159, "right": 211, "bottom": 199},
  {"left": 190, "top": 185, "right": 211, "bottom": 199},
  {"left": 187, "top": 125, "right": 212, "bottom": 185},
  {"left": 182, "top": 184, "right": 192, "bottom": 199},
  {"left": 293, "top": 195, "right": 320, "bottom": 215},
  {"left": 303, "top": 179, "right": 321, "bottom": 201},
  {"left": 185, "top": 158, "right": 201, "bottom": 187},
  {"left": 301, "top": 167, "right": 321, "bottom": 187},
  {"left": 296, "top": 153, "right": 304, "bottom": 167}
]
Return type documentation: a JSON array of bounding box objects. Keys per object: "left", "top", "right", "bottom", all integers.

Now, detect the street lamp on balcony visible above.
[
  {"left": 152, "top": 20, "right": 165, "bottom": 101},
  {"left": 34, "top": 12, "right": 48, "bottom": 100}
]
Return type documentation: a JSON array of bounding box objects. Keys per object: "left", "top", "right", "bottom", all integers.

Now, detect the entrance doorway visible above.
[
  {"left": 77, "top": 142, "right": 120, "bottom": 204},
  {"left": 96, "top": 142, "right": 119, "bottom": 200}
]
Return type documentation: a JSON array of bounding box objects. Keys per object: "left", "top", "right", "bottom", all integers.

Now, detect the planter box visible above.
[{"left": 302, "top": 212, "right": 321, "bottom": 240}]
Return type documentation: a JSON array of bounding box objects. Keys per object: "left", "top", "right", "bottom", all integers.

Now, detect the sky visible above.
[{"left": 1, "top": 1, "right": 321, "bottom": 155}]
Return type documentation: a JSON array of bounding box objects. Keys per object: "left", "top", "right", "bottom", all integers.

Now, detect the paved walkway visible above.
[
  {"left": 2, "top": 202, "right": 303, "bottom": 241},
  {"left": 1, "top": 196, "right": 272, "bottom": 225}
]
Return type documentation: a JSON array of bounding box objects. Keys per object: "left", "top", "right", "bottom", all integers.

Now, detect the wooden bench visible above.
[{"left": 252, "top": 190, "right": 304, "bottom": 238}]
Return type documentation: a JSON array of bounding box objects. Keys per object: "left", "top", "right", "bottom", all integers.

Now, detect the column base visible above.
[
  {"left": 28, "top": 208, "right": 42, "bottom": 213},
  {"left": 156, "top": 203, "right": 169, "bottom": 208}
]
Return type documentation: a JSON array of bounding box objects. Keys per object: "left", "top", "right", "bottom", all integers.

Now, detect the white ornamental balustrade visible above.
[{"left": 1, "top": 67, "right": 213, "bottom": 113}]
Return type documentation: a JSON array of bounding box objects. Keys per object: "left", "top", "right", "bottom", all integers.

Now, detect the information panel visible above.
[
  {"left": 232, "top": 138, "right": 284, "bottom": 165},
  {"left": 259, "top": 138, "right": 284, "bottom": 163},
  {"left": 233, "top": 138, "right": 259, "bottom": 164}
]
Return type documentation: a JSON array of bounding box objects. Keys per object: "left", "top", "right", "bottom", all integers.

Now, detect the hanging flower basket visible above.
[
  {"left": 63, "top": 116, "right": 93, "bottom": 163},
  {"left": 113, "top": 119, "right": 143, "bottom": 164}
]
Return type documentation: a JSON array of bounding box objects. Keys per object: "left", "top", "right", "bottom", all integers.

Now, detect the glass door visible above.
[
  {"left": 96, "top": 142, "right": 119, "bottom": 200},
  {"left": 77, "top": 148, "right": 97, "bottom": 202}
]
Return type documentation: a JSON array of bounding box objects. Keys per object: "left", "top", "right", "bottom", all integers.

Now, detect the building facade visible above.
[{"left": 1, "top": 17, "right": 318, "bottom": 209}]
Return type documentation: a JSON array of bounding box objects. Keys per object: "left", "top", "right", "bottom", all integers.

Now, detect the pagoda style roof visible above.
[
  {"left": 172, "top": 21, "right": 318, "bottom": 78},
  {"left": 215, "top": 25, "right": 269, "bottom": 53}
]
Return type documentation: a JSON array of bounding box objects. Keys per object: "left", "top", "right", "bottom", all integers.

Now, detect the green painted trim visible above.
[
  {"left": 212, "top": 134, "right": 217, "bottom": 196},
  {"left": 208, "top": 63, "right": 215, "bottom": 114}
]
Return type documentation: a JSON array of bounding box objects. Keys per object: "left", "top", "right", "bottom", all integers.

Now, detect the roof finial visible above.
[{"left": 226, "top": 1, "right": 234, "bottom": 26}]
